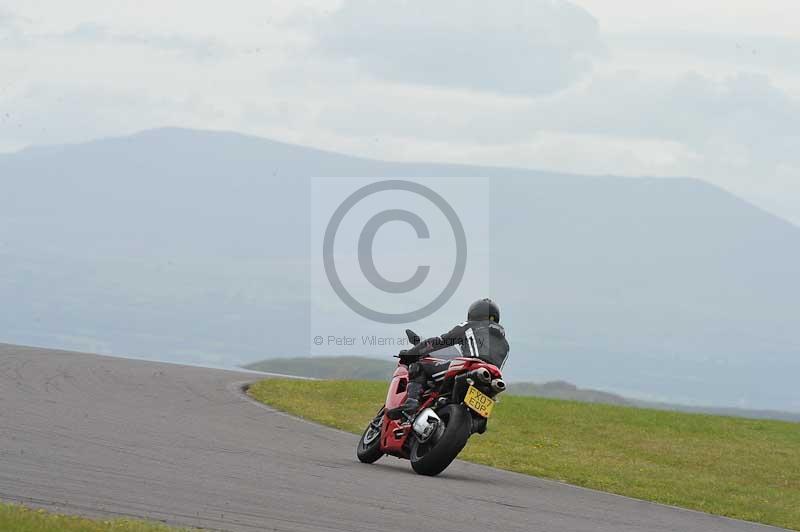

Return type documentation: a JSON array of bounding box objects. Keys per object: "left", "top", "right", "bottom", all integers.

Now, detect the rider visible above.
[{"left": 388, "top": 298, "right": 510, "bottom": 418}]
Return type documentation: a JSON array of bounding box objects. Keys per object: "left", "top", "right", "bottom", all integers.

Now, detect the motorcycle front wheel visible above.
[
  {"left": 356, "top": 406, "right": 385, "bottom": 464},
  {"left": 409, "top": 404, "right": 471, "bottom": 476}
]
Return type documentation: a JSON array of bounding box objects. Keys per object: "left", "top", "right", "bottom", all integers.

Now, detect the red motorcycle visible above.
[{"left": 356, "top": 329, "right": 507, "bottom": 476}]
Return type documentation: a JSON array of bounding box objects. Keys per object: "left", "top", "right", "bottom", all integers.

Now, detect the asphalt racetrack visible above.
[{"left": 0, "top": 344, "right": 784, "bottom": 531}]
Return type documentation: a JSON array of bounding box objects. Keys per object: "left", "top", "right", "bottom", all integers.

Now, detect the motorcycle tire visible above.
[
  {"left": 409, "top": 404, "right": 471, "bottom": 476},
  {"left": 356, "top": 407, "right": 385, "bottom": 464}
]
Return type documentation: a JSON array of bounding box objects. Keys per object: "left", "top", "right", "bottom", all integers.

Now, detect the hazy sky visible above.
[{"left": 1, "top": 1, "right": 798, "bottom": 224}]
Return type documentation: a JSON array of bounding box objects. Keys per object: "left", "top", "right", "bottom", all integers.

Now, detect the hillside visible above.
[
  {"left": 2, "top": 127, "right": 799, "bottom": 410},
  {"left": 245, "top": 356, "right": 635, "bottom": 403},
  {"left": 244, "top": 356, "right": 800, "bottom": 422},
  {"left": 249, "top": 379, "right": 800, "bottom": 530}
]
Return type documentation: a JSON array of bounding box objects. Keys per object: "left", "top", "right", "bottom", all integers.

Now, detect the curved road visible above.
[{"left": 0, "top": 344, "right": 783, "bottom": 531}]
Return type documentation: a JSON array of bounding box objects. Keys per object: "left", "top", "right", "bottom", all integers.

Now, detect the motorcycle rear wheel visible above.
[
  {"left": 409, "top": 404, "right": 471, "bottom": 476},
  {"left": 356, "top": 406, "right": 385, "bottom": 464}
]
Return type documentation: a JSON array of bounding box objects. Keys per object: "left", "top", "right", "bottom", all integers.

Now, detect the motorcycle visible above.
[{"left": 356, "top": 329, "right": 507, "bottom": 476}]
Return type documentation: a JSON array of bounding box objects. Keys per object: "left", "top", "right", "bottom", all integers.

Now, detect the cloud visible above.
[
  {"left": 0, "top": 2, "right": 798, "bottom": 224},
  {"left": 306, "top": 66, "right": 800, "bottom": 223},
  {"left": 533, "top": 71, "right": 800, "bottom": 169},
  {"left": 0, "top": 9, "right": 26, "bottom": 47},
  {"left": 59, "top": 22, "right": 226, "bottom": 60},
  {"left": 526, "top": 70, "right": 800, "bottom": 223},
  {"left": 0, "top": 12, "right": 226, "bottom": 61},
  {"left": 609, "top": 31, "right": 800, "bottom": 74},
  {"left": 0, "top": 83, "right": 219, "bottom": 150},
  {"left": 312, "top": 0, "right": 604, "bottom": 95},
  {"left": 314, "top": 68, "right": 800, "bottom": 153}
]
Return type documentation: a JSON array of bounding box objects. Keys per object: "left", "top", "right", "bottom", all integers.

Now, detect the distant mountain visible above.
[
  {"left": 510, "top": 380, "right": 633, "bottom": 405},
  {"left": 244, "top": 356, "right": 800, "bottom": 422},
  {"left": 2, "top": 127, "right": 798, "bottom": 411}
]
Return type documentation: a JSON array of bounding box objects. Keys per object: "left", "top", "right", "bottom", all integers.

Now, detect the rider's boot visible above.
[{"left": 387, "top": 382, "right": 423, "bottom": 419}]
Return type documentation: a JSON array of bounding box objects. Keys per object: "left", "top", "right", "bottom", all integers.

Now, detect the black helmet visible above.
[{"left": 468, "top": 298, "right": 500, "bottom": 323}]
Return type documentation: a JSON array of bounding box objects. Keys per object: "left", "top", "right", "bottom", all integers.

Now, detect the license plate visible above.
[{"left": 464, "top": 385, "right": 494, "bottom": 418}]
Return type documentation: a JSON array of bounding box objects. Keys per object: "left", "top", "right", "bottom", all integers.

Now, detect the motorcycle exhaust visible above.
[
  {"left": 490, "top": 378, "right": 506, "bottom": 394},
  {"left": 471, "top": 368, "right": 492, "bottom": 384}
]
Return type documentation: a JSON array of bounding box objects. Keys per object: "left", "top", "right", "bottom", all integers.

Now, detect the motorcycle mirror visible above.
[{"left": 405, "top": 329, "right": 421, "bottom": 345}]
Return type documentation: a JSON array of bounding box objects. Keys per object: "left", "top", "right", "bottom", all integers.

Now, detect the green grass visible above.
[
  {"left": 248, "top": 379, "right": 800, "bottom": 531},
  {"left": 0, "top": 502, "right": 194, "bottom": 532}
]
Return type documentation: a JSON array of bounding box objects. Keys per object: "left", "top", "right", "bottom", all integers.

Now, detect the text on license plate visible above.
[{"left": 464, "top": 385, "right": 494, "bottom": 418}]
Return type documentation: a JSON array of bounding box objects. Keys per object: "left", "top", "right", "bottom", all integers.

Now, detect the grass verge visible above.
[
  {"left": 0, "top": 502, "right": 194, "bottom": 532},
  {"left": 248, "top": 379, "right": 800, "bottom": 531}
]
